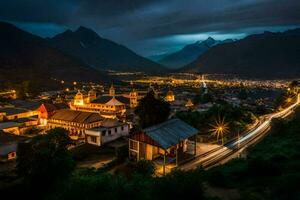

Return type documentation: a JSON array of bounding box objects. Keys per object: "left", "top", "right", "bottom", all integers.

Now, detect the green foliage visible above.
[
  {"left": 273, "top": 91, "right": 294, "bottom": 110},
  {"left": 17, "top": 128, "right": 75, "bottom": 187},
  {"left": 194, "top": 92, "right": 214, "bottom": 104},
  {"left": 135, "top": 91, "right": 170, "bottom": 128},
  {"left": 288, "top": 80, "right": 298, "bottom": 89},
  {"left": 47, "top": 168, "right": 206, "bottom": 200},
  {"left": 204, "top": 107, "right": 300, "bottom": 199},
  {"left": 238, "top": 88, "right": 248, "bottom": 100},
  {"left": 151, "top": 169, "right": 205, "bottom": 200},
  {"left": 177, "top": 102, "right": 255, "bottom": 134},
  {"left": 133, "top": 160, "right": 155, "bottom": 177},
  {"left": 71, "top": 143, "right": 114, "bottom": 161}
]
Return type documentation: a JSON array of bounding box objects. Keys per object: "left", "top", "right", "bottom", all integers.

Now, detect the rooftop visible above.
[
  {"left": 101, "top": 118, "right": 126, "bottom": 128},
  {"left": 0, "top": 143, "right": 17, "bottom": 156},
  {"left": 91, "top": 95, "right": 129, "bottom": 105},
  {"left": 50, "top": 109, "right": 103, "bottom": 124},
  {"left": 10, "top": 99, "right": 41, "bottom": 110},
  {"left": 143, "top": 118, "right": 198, "bottom": 149},
  {"left": 0, "top": 122, "right": 23, "bottom": 130},
  {"left": 0, "top": 107, "right": 29, "bottom": 115},
  {"left": 0, "top": 131, "right": 28, "bottom": 144}
]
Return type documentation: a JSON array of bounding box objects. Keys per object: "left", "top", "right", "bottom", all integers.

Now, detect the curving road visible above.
[{"left": 180, "top": 94, "right": 300, "bottom": 171}]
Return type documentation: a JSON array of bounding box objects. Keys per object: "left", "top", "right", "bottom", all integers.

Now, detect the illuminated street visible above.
[{"left": 180, "top": 94, "right": 300, "bottom": 170}]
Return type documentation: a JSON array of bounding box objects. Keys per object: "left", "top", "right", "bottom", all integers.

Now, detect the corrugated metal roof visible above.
[
  {"left": 0, "top": 107, "right": 29, "bottom": 115},
  {"left": 143, "top": 118, "right": 198, "bottom": 149},
  {"left": 0, "top": 122, "right": 23, "bottom": 130},
  {"left": 50, "top": 109, "right": 103, "bottom": 124},
  {"left": 0, "top": 143, "right": 17, "bottom": 155}
]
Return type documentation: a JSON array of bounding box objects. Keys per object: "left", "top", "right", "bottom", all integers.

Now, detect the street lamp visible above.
[{"left": 210, "top": 118, "right": 229, "bottom": 145}]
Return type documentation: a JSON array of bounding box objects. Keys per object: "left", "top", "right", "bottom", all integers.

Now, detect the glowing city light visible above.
[{"left": 210, "top": 117, "right": 229, "bottom": 145}]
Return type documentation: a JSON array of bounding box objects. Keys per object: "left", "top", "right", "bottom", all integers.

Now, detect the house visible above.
[
  {"left": 0, "top": 107, "right": 39, "bottom": 122},
  {"left": 85, "top": 119, "right": 129, "bottom": 146},
  {"left": 129, "top": 118, "right": 198, "bottom": 174},
  {"left": 37, "top": 103, "right": 69, "bottom": 126},
  {"left": 0, "top": 131, "right": 27, "bottom": 162},
  {"left": 0, "top": 90, "right": 17, "bottom": 99},
  {"left": 9, "top": 99, "right": 41, "bottom": 110},
  {"left": 0, "top": 122, "right": 23, "bottom": 135},
  {"left": 0, "top": 143, "right": 17, "bottom": 162},
  {"left": 46, "top": 109, "right": 103, "bottom": 141}
]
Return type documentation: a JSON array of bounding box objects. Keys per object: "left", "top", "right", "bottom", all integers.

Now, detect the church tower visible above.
[
  {"left": 87, "top": 89, "right": 97, "bottom": 103},
  {"left": 165, "top": 89, "right": 175, "bottom": 102},
  {"left": 109, "top": 84, "right": 115, "bottom": 96},
  {"left": 54, "top": 94, "right": 63, "bottom": 104},
  {"left": 74, "top": 90, "right": 84, "bottom": 106},
  {"left": 130, "top": 89, "right": 138, "bottom": 108}
]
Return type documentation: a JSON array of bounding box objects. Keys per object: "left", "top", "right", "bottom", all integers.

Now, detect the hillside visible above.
[
  {"left": 160, "top": 37, "right": 234, "bottom": 69},
  {"left": 183, "top": 29, "right": 300, "bottom": 78},
  {"left": 0, "top": 21, "right": 110, "bottom": 92},
  {"left": 49, "top": 27, "right": 165, "bottom": 73}
]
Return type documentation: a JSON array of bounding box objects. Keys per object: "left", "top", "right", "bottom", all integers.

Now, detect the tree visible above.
[
  {"left": 17, "top": 128, "right": 75, "bottom": 188},
  {"left": 289, "top": 80, "right": 298, "bottom": 89},
  {"left": 238, "top": 88, "right": 248, "bottom": 100},
  {"left": 273, "top": 92, "right": 291, "bottom": 110},
  {"left": 135, "top": 91, "right": 170, "bottom": 128},
  {"left": 134, "top": 160, "right": 156, "bottom": 177},
  {"left": 194, "top": 92, "right": 213, "bottom": 104}
]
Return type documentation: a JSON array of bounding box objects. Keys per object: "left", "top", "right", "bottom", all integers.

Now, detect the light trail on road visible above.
[{"left": 180, "top": 94, "right": 300, "bottom": 171}]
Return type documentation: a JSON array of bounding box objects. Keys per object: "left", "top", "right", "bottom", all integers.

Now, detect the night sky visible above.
[{"left": 1, "top": 0, "right": 300, "bottom": 56}]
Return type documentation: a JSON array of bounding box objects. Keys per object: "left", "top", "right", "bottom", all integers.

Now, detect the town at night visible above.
[{"left": 0, "top": 1, "right": 300, "bottom": 199}]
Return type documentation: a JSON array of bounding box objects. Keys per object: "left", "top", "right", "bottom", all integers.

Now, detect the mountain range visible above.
[
  {"left": 0, "top": 21, "right": 112, "bottom": 92},
  {"left": 159, "top": 37, "right": 234, "bottom": 69},
  {"left": 0, "top": 21, "right": 166, "bottom": 92},
  {"left": 48, "top": 27, "right": 165, "bottom": 73},
  {"left": 183, "top": 28, "right": 300, "bottom": 78},
  {"left": 1, "top": 20, "right": 300, "bottom": 91}
]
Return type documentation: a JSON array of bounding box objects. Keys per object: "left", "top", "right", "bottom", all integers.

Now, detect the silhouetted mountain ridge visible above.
[
  {"left": 49, "top": 27, "right": 165, "bottom": 73},
  {"left": 159, "top": 37, "right": 234, "bottom": 69},
  {"left": 183, "top": 28, "right": 300, "bottom": 78},
  {"left": 0, "top": 21, "right": 110, "bottom": 92}
]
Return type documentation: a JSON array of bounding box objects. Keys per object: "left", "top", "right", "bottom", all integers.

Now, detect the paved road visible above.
[{"left": 180, "top": 94, "right": 300, "bottom": 171}]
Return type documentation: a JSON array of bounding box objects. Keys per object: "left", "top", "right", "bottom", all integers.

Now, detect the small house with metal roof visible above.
[{"left": 129, "top": 118, "right": 198, "bottom": 174}]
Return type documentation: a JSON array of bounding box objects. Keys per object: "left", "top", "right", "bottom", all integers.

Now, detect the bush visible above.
[
  {"left": 17, "top": 128, "right": 75, "bottom": 190},
  {"left": 134, "top": 160, "right": 155, "bottom": 177},
  {"left": 206, "top": 170, "right": 229, "bottom": 187},
  {"left": 247, "top": 157, "right": 282, "bottom": 177}
]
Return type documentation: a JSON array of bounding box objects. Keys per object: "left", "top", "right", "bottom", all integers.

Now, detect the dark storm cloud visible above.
[{"left": 1, "top": 0, "right": 299, "bottom": 55}]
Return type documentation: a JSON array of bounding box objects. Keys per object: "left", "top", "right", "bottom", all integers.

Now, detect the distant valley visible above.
[{"left": 158, "top": 37, "right": 234, "bottom": 69}]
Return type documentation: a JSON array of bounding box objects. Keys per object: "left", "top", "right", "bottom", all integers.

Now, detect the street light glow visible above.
[{"left": 210, "top": 117, "right": 229, "bottom": 145}]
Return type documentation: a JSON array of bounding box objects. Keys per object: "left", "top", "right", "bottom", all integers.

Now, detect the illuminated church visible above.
[
  {"left": 70, "top": 85, "right": 138, "bottom": 119},
  {"left": 165, "top": 89, "right": 175, "bottom": 102}
]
